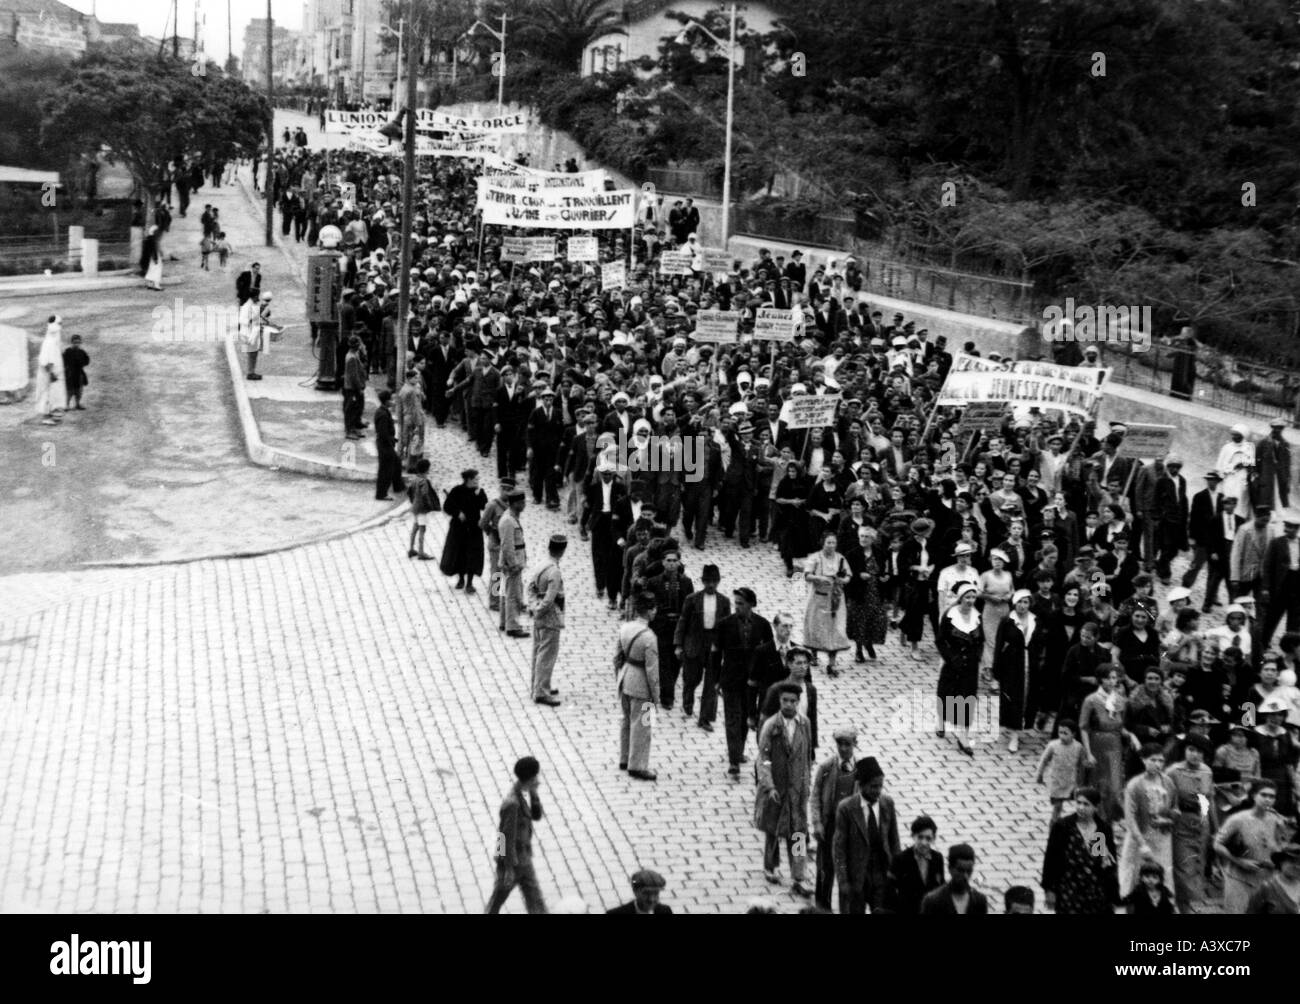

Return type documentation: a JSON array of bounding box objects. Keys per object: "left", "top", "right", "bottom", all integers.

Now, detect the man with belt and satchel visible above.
[
  {"left": 498, "top": 489, "right": 529, "bottom": 638},
  {"left": 529, "top": 534, "right": 567, "bottom": 708},
  {"left": 616, "top": 592, "right": 660, "bottom": 781}
]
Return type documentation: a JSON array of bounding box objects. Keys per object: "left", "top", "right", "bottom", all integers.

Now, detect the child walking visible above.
[
  {"left": 215, "top": 231, "right": 233, "bottom": 272},
  {"left": 1036, "top": 718, "right": 1085, "bottom": 823}
]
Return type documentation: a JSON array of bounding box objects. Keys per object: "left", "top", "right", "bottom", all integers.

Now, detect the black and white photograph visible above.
[{"left": 0, "top": 0, "right": 1297, "bottom": 985}]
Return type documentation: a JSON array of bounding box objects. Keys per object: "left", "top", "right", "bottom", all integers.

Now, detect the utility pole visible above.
[
  {"left": 497, "top": 12, "right": 507, "bottom": 112},
  {"left": 720, "top": 1, "right": 736, "bottom": 248},
  {"left": 173, "top": 0, "right": 180, "bottom": 57},
  {"left": 265, "top": 1, "right": 274, "bottom": 246},
  {"left": 396, "top": 0, "right": 417, "bottom": 387}
]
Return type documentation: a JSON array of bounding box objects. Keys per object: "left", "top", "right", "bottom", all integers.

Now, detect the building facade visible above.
[{"left": 0, "top": 0, "right": 99, "bottom": 56}]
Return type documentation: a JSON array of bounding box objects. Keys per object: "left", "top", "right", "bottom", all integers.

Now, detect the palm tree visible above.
[{"left": 504, "top": 0, "right": 624, "bottom": 72}]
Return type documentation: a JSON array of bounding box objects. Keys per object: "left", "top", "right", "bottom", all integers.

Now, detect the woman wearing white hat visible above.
[
  {"left": 34, "top": 315, "right": 67, "bottom": 426},
  {"left": 1216, "top": 423, "right": 1255, "bottom": 517},
  {"left": 936, "top": 580, "right": 984, "bottom": 757},
  {"left": 992, "top": 589, "right": 1045, "bottom": 752},
  {"left": 978, "top": 548, "right": 1015, "bottom": 674}
]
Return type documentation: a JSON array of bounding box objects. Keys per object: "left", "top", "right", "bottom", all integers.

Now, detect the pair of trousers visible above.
[
  {"left": 375, "top": 452, "right": 403, "bottom": 499},
  {"left": 839, "top": 874, "right": 888, "bottom": 914},
  {"left": 1182, "top": 546, "right": 1228, "bottom": 604},
  {"left": 722, "top": 686, "right": 749, "bottom": 765},
  {"left": 565, "top": 477, "right": 585, "bottom": 524},
  {"left": 681, "top": 649, "right": 717, "bottom": 717},
  {"left": 497, "top": 426, "right": 524, "bottom": 476},
  {"left": 764, "top": 830, "right": 808, "bottom": 882},
  {"left": 470, "top": 406, "right": 493, "bottom": 454},
  {"left": 619, "top": 690, "right": 654, "bottom": 771},
  {"left": 1261, "top": 570, "right": 1300, "bottom": 647},
  {"left": 499, "top": 570, "right": 524, "bottom": 631},
  {"left": 815, "top": 835, "right": 836, "bottom": 909},
  {"left": 1156, "top": 524, "right": 1184, "bottom": 578},
  {"left": 485, "top": 859, "right": 546, "bottom": 914},
  {"left": 1136, "top": 515, "right": 1159, "bottom": 569},
  {"left": 531, "top": 627, "right": 561, "bottom": 700},
  {"left": 530, "top": 454, "right": 560, "bottom": 506},
  {"left": 682, "top": 487, "right": 712, "bottom": 548},
  {"left": 655, "top": 628, "right": 680, "bottom": 707},
  {"left": 342, "top": 390, "right": 365, "bottom": 433},
  {"left": 486, "top": 544, "right": 501, "bottom": 609}
]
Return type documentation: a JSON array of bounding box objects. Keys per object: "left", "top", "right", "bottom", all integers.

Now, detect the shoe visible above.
[
  {"left": 75, "top": 405, "right": 85, "bottom": 411},
  {"left": 417, "top": 554, "right": 433, "bottom": 561},
  {"left": 568, "top": 516, "right": 578, "bottom": 524},
  {"left": 465, "top": 585, "right": 477, "bottom": 595},
  {"left": 728, "top": 765, "right": 740, "bottom": 777},
  {"left": 41, "top": 418, "right": 57, "bottom": 426},
  {"left": 826, "top": 666, "right": 840, "bottom": 678},
  {"left": 662, "top": 702, "right": 674, "bottom": 712},
  {"left": 345, "top": 432, "right": 362, "bottom": 440},
  {"left": 698, "top": 721, "right": 714, "bottom": 732},
  {"left": 596, "top": 589, "right": 605, "bottom": 599},
  {"left": 408, "top": 549, "right": 417, "bottom": 558},
  {"left": 740, "top": 755, "right": 749, "bottom": 764},
  {"left": 793, "top": 882, "right": 814, "bottom": 897},
  {"left": 453, "top": 582, "right": 464, "bottom": 590},
  {"left": 534, "top": 696, "right": 561, "bottom": 707},
  {"left": 1033, "top": 713, "right": 1047, "bottom": 732},
  {"left": 628, "top": 769, "right": 657, "bottom": 781},
  {"left": 1008, "top": 736, "right": 1020, "bottom": 753},
  {"left": 957, "top": 740, "right": 975, "bottom": 758},
  {"left": 247, "top": 373, "right": 263, "bottom": 380},
  {"left": 764, "top": 869, "right": 782, "bottom": 884},
  {"left": 618, "top": 762, "right": 627, "bottom": 771},
  {"left": 607, "top": 601, "right": 619, "bottom": 611},
  {"left": 376, "top": 496, "right": 393, "bottom": 502},
  {"left": 580, "top": 532, "right": 590, "bottom": 541},
  {"left": 507, "top": 629, "right": 530, "bottom": 638},
  {"left": 550, "top": 688, "right": 560, "bottom": 695},
  {"left": 682, "top": 705, "right": 693, "bottom": 718}
]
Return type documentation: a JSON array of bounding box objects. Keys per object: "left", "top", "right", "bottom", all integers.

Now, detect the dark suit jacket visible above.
[
  {"left": 885, "top": 848, "right": 946, "bottom": 915},
  {"left": 919, "top": 884, "right": 990, "bottom": 915},
  {"left": 1262, "top": 536, "right": 1297, "bottom": 600},
  {"left": 1154, "top": 473, "right": 1189, "bottom": 527},
  {"left": 716, "top": 613, "right": 774, "bottom": 690},
  {"left": 373, "top": 405, "right": 397, "bottom": 457},
  {"left": 1188, "top": 489, "right": 1222, "bottom": 546},
  {"left": 832, "top": 792, "right": 901, "bottom": 894},
  {"left": 751, "top": 641, "right": 796, "bottom": 695},
  {"left": 526, "top": 404, "right": 565, "bottom": 453},
  {"left": 606, "top": 901, "right": 673, "bottom": 915},
  {"left": 673, "top": 590, "right": 732, "bottom": 659},
  {"left": 493, "top": 382, "right": 530, "bottom": 428}
]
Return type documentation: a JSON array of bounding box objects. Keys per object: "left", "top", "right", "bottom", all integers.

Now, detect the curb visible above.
[
  {"left": 0, "top": 271, "right": 142, "bottom": 298},
  {"left": 227, "top": 174, "right": 375, "bottom": 482},
  {"left": 79, "top": 497, "right": 411, "bottom": 568}
]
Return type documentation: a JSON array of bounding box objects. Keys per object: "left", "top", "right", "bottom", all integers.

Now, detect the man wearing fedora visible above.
[
  {"left": 675, "top": 564, "right": 730, "bottom": 726},
  {"left": 832, "top": 757, "right": 900, "bottom": 913},
  {"left": 718, "top": 588, "right": 773, "bottom": 777},
  {"left": 606, "top": 869, "right": 673, "bottom": 914}
]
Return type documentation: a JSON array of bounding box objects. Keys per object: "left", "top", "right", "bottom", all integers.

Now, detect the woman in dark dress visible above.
[
  {"left": 844, "top": 524, "right": 887, "bottom": 663},
  {"left": 805, "top": 466, "right": 844, "bottom": 555},
  {"left": 993, "top": 589, "right": 1045, "bottom": 753},
  {"left": 439, "top": 468, "right": 488, "bottom": 590},
  {"left": 1042, "top": 787, "right": 1118, "bottom": 915},
  {"left": 936, "top": 580, "right": 984, "bottom": 757},
  {"left": 774, "top": 461, "right": 811, "bottom": 577}
]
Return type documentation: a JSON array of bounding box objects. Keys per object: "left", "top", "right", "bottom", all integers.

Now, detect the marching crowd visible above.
[{"left": 261, "top": 137, "right": 1299, "bottom": 914}]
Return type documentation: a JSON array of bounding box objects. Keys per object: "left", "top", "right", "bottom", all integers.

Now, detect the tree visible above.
[
  {"left": 498, "top": 0, "right": 623, "bottom": 73},
  {"left": 0, "top": 47, "right": 74, "bottom": 170},
  {"left": 41, "top": 51, "right": 268, "bottom": 210}
]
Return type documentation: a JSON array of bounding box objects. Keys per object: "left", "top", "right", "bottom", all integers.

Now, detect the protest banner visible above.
[
  {"left": 935, "top": 370, "right": 1104, "bottom": 419},
  {"left": 501, "top": 236, "right": 528, "bottom": 263},
  {"left": 692, "top": 310, "right": 741, "bottom": 342},
  {"left": 784, "top": 394, "right": 841, "bottom": 430},
  {"left": 1116, "top": 423, "right": 1176, "bottom": 459},
  {"left": 566, "top": 236, "right": 599, "bottom": 262},
  {"left": 480, "top": 159, "right": 609, "bottom": 192},
  {"left": 955, "top": 402, "right": 1010, "bottom": 434},
  {"left": 477, "top": 181, "right": 636, "bottom": 229},
  {"left": 658, "top": 251, "right": 695, "bottom": 276},
  {"left": 752, "top": 307, "right": 801, "bottom": 341},
  {"left": 525, "top": 237, "right": 556, "bottom": 262},
  {"left": 950, "top": 352, "right": 1110, "bottom": 390},
  {"left": 601, "top": 261, "right": 627, "bottom": 290},
  {"left": 325, "top": 109, "right": 529, "bottom": 133},
  {"left": 701, "top": 249, "right": 732, "bottom": 274}
]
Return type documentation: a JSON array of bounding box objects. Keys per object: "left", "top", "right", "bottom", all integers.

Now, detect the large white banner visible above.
[
  {"left": 936, "top": 370, "right": 1105, "bottom": 418},
  {"left": 347, "top": 131, "right": 498, "bottom": 158},
  {"left": 480, "top": 154, "right": 609, "bottom": 190},
  {"left": 476, "top": 183, "right": 635, "bottom": 229},
  {"left": 326, "top": 108, "right": 528, "bottom": 134},
  {"left": 949, "top": 352, "right": 1110, "bottom": 389}
]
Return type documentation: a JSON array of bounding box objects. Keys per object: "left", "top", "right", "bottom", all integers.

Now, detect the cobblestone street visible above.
[{"left": 1, "top": 412, "right": 1205, "bottom": 914}]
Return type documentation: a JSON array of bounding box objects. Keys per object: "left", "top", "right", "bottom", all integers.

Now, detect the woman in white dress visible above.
[
  {"left": 142, "top": 225, "right": 163, "bottom": 290},
  {"left": 1217, "top": 423, "right": 1255, "bottom": 517},
  {"left": 979, "top": 548, "right": 1015, "bottom": 672},
  {"left": 804, "top": 530, "right": 851, "bottom": 676},
  {"left": 34, "top": 315, "right": 67, "bottom": 426}
]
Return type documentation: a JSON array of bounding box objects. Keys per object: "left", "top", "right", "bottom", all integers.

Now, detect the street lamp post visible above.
[
  {"left": 265, "top": 0, "right": 274, "bottom": 247},
  {"left": 497, "top": 12, "right": 507, "bottom": 113},
  {"left": 678, "top": 4, "right": 737, "bottom": 248}
]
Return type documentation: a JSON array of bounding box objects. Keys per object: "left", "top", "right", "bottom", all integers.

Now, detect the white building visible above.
[{"left": 581, "top": 0, "right": 782, "bottom": 77}]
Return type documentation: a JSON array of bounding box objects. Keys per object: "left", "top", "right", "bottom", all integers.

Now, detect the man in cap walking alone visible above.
[
  {"left": 486, "top": 756, "right": 547, "bottom": 914},
  {"left": 529, "top": 534, "right": 567, "bottom": 706}
]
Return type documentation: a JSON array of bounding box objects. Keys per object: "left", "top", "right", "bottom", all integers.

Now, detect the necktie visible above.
[{"left": 867, "top": 801, "right": 881, "bottom": 848}]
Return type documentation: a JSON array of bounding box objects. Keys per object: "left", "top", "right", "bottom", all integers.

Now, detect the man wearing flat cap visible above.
[
  {"left": 812, "top": 727, "right": 859, "bottom": 909},
  {"left": 498, "top": 489, "right": 529, "bottom": 637},
  {"left": 754, "top": 682, "right": 814, "bottom": 895},
  {"left": 528, "top": 534, "right": 568, "bottom": 706},
  {"left": 486, "top": 756, "right": 547, "bottom": 914},
  {"left": 607, "top": 869, "right": 673, "bottom": 914}
]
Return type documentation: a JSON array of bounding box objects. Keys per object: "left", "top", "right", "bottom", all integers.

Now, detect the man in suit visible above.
[
  {"left": 485, "top": 756, "right": 547, "bottom": 914},
  {"left": 675, "top": 564, "right": 730, "bottom": 727},
  {"left": 493, "top": 364, "right": 528, "bottom": 478},
  {"left": 1154, "top": 455, "right": 1190, "bottom": 583},
  {"left": 560, "top": 411, "right": 600, "bottom": 533},
  {"left": 919, "top": 843, "right": 989, "bottom": 914},
  {"left": 235, "top": 261, "right": 262, "bottom": 305},
  {"left": 812, "top": 728, "right": 860, "bottom": 910},
  {"left": 528, "top": 534, "right": 567, "bottom": 707},
  {"left": 1184, "top": 470, "right": 1226, "bottom": 602},
  {"left": 754, "top": 682, "right": 814, "bottom": 895},
  {"left": 583, "top": 456, "right": 630, "bottom": 610},
  {"left": 1088, "top": 434, "right": 1134, "bottom": 499},
  {"left": 526, "top": 386, "right": 565, "bottom": 509},
  {"left": 832, "top": 757, "right": 900, "bottom": 913},
  {"left": 469, "top": 351, "right": 502, "bottom": 457},
  {"left": 783, "top": 249, "right": 807, "bottom": 294},
  {"left": 1253, "top": 418, "right": 1292, "bottom": 512},
  {"left": 373, "top": 389, "right": 404, "bottom": 501},
  {"left": 1261, "top": 510, "right": 1300, "bottom": 647},
  {"left": 423, "top": 331, "right": 457, "bottom": 427},
  {"left": 749, "top": 613, "right": 798, "bottom": 730},
  {"left": 885, "top": 815, "right": 946, "bottom": 914},
  {"left": 1230, "top": 507, "right": 1273, "bottom": 600},
  {"left": 606, "top": 869, "right": 673, "bottom": 915},
  {"left": 717, "top": 587, "right": 773, "bottom": 776},
  {"left": 645, "top": 544, "right": 693, "bottom": 710},
  {"left": 480, "top": 479, "right": 515, "bottom": 613},
  {"left": 681, "top": 426, "right": 723, "bottom": 550}
]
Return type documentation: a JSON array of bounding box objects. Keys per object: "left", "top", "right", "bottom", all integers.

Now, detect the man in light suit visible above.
[
  {"left": 832, "top": 757, "right": 901, "bottom": 913},
  {"left": 528, "top": 534, "right": 567, "bottom": 707},
  {"left": 498, "top": 490, "right": 529, "bottom": 637},
  {"left": 754, "top": 682, "right": 814, "bottom": 895},
  {"left": 485, "top": 756, "right": 547, "bottom": 914},
  {"left": 616, "top": 592, "right": 660, "bottom": 781},
  {"left": 674, "top": 564, "right": 730, "bottom": 726}
]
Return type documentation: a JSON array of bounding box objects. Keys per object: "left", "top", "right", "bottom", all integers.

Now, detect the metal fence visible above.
[{"left": 647, "top": 166, "right": 722, "bottom": 199}]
